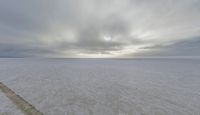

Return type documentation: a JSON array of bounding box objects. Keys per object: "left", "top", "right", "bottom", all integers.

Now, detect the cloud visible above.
[
  {"left": 0, "top": 0, "right": 200, "bottom": 57},
  {"left": 128, "top": 36, "right": 200, "bottom": 57},
  {"left": 0, "top": 43, "right": 59, "bottom": 58}
]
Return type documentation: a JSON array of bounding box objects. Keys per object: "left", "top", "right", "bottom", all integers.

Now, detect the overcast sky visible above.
[{"left": 0, "top": 0, "right": 200, "bottom": 58}]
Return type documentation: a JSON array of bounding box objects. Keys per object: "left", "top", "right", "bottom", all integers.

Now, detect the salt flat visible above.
[
  {"left": 0, "top": 58, "right": 200, "bottom": 115},
  {"left": 0, "top": 92, "right": 24, "bottom": 115}
]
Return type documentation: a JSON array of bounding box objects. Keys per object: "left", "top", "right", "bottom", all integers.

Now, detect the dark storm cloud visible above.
[{"left": 0, "top": 0, "right": 200, "bottom": 57}]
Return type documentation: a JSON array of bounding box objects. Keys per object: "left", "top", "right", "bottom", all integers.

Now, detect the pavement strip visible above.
[{"left": 0, "top": 82, "right": 43, "bottom": 115}]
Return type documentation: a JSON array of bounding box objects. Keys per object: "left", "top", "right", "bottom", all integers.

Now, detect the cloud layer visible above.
[{"left": 0, "top": 0, "right": 200, "bottom": 57}]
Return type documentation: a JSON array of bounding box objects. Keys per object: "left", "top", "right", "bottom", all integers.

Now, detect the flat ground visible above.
[
  {"left": 0, "top": 58, "right": 200, "bottom": 115},
  {"left": 0, "top": 91, "right": 23, "bottom": 115},
  {"left": 0, "top": 82, "right": 43, "bottom": 115}
]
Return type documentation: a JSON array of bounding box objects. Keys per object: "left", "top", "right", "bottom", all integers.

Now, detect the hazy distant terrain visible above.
[{"left": 0, "top": 58, "right": 200, "bottom": 115}]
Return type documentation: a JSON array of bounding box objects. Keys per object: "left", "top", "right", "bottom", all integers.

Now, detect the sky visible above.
[{"left": 0, "top": 0, "right": 200, "bottom": 58}]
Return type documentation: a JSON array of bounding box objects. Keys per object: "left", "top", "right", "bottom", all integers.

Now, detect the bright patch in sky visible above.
[{"left": 103, "top": 36, "right": 112, "bottom": 41}]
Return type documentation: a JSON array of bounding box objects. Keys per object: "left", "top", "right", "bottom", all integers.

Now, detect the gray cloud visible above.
[
  {"left": 0, "top": 0, "right": 200, "bottom": 57},
  {"left": 154, "top": 37, "right": 200, "bottom": 56},
  {"left": 128, "top": 37, "right": 200, "bottom": 57},
  {"left": 0, "top": 43, "right": 60, "bottom": 58}
]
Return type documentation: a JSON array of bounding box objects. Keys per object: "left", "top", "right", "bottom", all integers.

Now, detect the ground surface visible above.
[
  {"left": 0, "top": 58, "right": 200, "bottom": 115},
  {"left": 0, "top": 92, "right": 23, "bottom": 115},
  {"left": 0, "top": 82, "right": 43, "bottom": 115}
]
